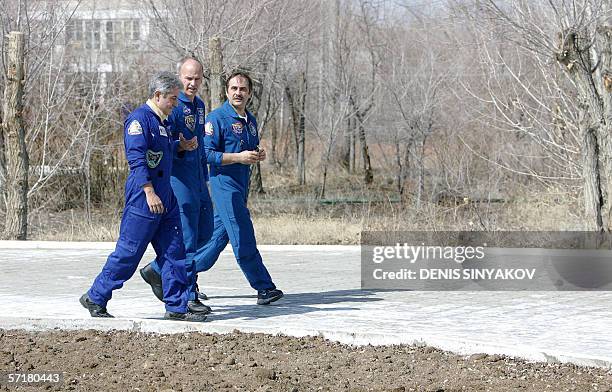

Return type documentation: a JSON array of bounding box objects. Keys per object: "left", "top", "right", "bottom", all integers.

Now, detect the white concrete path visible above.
[{"left": 0, "top": 242, "right": 610, "bottom": 369}]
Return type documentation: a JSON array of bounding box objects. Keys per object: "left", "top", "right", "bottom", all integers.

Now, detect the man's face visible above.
[
  {"left": 154, "top": 87, "right": 179, "bottom": 116},
  {"left": 226, "top": 75, "right": 251, "bottom": 112},
  {"left": 179, "top": 59, "right": 203, "bottom": 100}
]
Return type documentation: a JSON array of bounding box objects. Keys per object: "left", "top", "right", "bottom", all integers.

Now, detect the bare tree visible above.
[
  {"left": 474, "top": 0, "right": 611, "bottom": 230},
  {"left": 2, "top": 32, "right": 28, "bottom": 239}
]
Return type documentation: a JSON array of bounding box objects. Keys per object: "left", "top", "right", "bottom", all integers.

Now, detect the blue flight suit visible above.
[
  {"left": 149, "top": 92, "right": 213, "bottom": 300},
  {"left": 87, "top": 102, "right": 190, "bottom": 314},
  {"left": 194, "top": 100, "right": 276, "bottom": 291}
]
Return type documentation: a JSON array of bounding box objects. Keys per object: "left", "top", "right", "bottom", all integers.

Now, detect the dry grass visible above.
[
  {"left": 20, "top": 199, "right": 584, "bottom": 244},
  {"left": 13, "top": 167, "right": 588, "bottom": 243},
  {"left": 23, "top": 192, "right": 586, "bottom": 244},
  {"left": 29, "top": 209, "right": 120, "bottom": 242},
  {"left": 253, "top": 215, "right": 361, "bottom": 244}
]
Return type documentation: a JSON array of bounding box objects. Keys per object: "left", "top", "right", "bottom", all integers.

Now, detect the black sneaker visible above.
[
  {"left": 188, "top": 298, "right": 212, "bottom": 314},
  {"left": 79, "top": 294, "right": 114, "bottom": 318},
  {"left": 194, "top": 282, "right": 208, "bottom": 300},
  {"left": 164, "top": 311, "right": 207, "bottom": 322},
  {"left": 140, "top": 262, "right": 163, "bottom": 301},
  {"left": 257, "top": 289, "right": 284, "bottom": 305}
]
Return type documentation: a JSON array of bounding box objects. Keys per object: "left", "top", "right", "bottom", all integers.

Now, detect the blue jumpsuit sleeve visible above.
[
  {"left": 125, "top": 116, "right": 151, "bottom": 188},
  {"left": 168, "top": 111, "right": 183, "bottom": 159},
  {"left": 204, "top": 117, "right": 224, "bottom": 166}
]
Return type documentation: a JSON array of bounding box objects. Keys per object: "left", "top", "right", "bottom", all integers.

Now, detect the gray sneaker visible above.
[{"left": 257, "top": 289, "right": 284, "bottom": 305}]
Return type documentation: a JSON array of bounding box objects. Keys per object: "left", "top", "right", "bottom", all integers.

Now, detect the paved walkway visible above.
[{"left": 0, "top": 242, "right": 610, "bottom": 369}]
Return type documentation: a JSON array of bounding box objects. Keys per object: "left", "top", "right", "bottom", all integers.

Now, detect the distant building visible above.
[{"left": 45, "top": 0, "right": 158, "bottom": 96}]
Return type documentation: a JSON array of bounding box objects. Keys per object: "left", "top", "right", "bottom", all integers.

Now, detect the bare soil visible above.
[{"left": 1, "top": 329, "right": 610, "bottom": 392}]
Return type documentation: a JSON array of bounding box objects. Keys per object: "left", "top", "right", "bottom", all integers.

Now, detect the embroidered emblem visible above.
[
  {"left": 185, "top": 115, "right": 196, "bottom": 131},
  {"left": 205, "top": 122, "right": 214, "bottom": 136},
  {"left": 158, "top": 126, "right": 168, "bottom": 137},
  {"left": 231, "top": 122, "right": 243, "bottom": 134},
  {"left": 183, "top": 106, "right": 191, "bottom": 115},
  {"left": 146, "top": 150, "right": 163, "bottom": 168},
  {"left": 197, "top": 108, "right": 205, "bottom": 124},
  {"left": 127, "top": 120, "right": 142, "bottom": 136},
  {"left": 249, "top": 123, "right": 257, "bottom": 136}
]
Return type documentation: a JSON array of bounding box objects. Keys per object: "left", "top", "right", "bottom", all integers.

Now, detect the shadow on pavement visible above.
[{"left": 205, "top": 289, "right": 387, "bottom": 322}]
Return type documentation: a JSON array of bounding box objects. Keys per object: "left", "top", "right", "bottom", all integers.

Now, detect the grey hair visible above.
[
  {"left": 176, "top": 56, "right": 203, "bottom": 75},
  {"left": 148, "top": 71, "right": 182, "bottom": 98}
]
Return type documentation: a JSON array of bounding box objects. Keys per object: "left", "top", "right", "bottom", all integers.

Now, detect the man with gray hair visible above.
[
  {"left": 140, "top": 57, "right": 213, "bottom": 314},
  {"left": 80, "top": 71, "right": 207, "bottom": 322}
]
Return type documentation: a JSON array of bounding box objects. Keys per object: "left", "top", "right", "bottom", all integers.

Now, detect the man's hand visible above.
[
  {"left": 256, "top": 147, "right": 266, "bottom": 162},
  {"left": 221, "top": 149, "right": 267, "bottom": 165},
  {"left": 178, "top": 133, "right": 198, "bottom": 152},
  {"left": 143, "top": 184, "right": 165, "bottom": 214},
  {"left": 237, "top": 150, "right": 260, "bottom": 165}
]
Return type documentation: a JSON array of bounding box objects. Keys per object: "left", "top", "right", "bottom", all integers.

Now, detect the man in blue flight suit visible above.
[
  {"left": 195, "top": 70, "right": 283, "bottom": 305},
  {"left": 139, "top": 58, "right": 213, "bottom": 314},
  {"left": 79, "top": 71, "right": 207, "bottom": 322}
]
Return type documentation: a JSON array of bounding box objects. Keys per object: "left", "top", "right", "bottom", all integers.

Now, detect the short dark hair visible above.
[{"left": 225, "top": 70, "right": 253, "bottom": 92}]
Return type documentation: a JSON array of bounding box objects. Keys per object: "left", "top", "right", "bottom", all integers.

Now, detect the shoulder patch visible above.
[
  {"left": 205, "top": 122, "right": 214, "bottom": 136},
  {"left": 127, "top": 120, "right": 143, "bottom": 136}
]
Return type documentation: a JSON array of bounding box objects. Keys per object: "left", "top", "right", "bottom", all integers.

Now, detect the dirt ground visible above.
[{"left": 0, "top": 329, "right": 611, "bottom": 392}]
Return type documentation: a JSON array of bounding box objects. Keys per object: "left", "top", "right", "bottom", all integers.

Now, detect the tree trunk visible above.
[
  {"left": 415, "top": 137, "right": 426, "bottom": 210},
  {"left": 249, "top": 162, "right": 265, "bottom": 195},
  {"left": 296, "top": 73, "right": 307, "bottom": 186},
  {"left": 270, "top": 116, "right": 278, "bottom": 166},
  {"left": 201, "top": 78, "right": 212, "bottom": 114},
  {"left": 356, "top": 113, "right": 373, "bottom": 184},
  {"left": 208, "top": 36, "right": 224, "bottom": 111},
  {"left": 2, "top": 32, "right": 28, "bottom": 240},
  {"left": 395, "top": 140, "right": 402, "bottom": 194},
  {"left": 285, "top": 78, "right": 307, "bottom": 185},
  {"left": 350, "top": 115, "right": 356, "bottom": 173},
  {"left": 319, "top": 165, "right": 328, "bottom": 199},
  {"left": 582, "top": 126, "right": 604, "bottom": 231},
  {"left": 595, "top": 17, "right": 612, "bottom": 230},
  {"left": 349, "top": 94, "right": 373, "bottom": 184},
  {"left": 401, "top": 141, "right": 411, "bottom": 198},
  {"left": 285, "top": 85, "right": 299, "bottom": 166},
  {"left": 558, "top": 26, "right": 606, "bottom": 231},
  {"left": 341, "top": 115, "right": 351, "bottom": 171},
  {"left": 0, "top": 111, "right": 6, "bottom": 197},
  {"left": 247, "top": 80, "right": 265, "bottom": 195}
]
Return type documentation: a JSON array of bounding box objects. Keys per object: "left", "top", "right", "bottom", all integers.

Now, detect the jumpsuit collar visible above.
[
  {"left": 179, "top": 91, "right": 195, "bottom": 104},
  {"left": 223, "top": 99, "right": 249, "bottom": 121},
  {"left": 146, "top": 99, "right": 169, "bottom": 122}
]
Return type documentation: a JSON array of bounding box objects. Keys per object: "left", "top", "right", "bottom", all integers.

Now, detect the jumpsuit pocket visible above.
[{"left": 119, "top": 205, "right": 158, "bottom": 254}]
